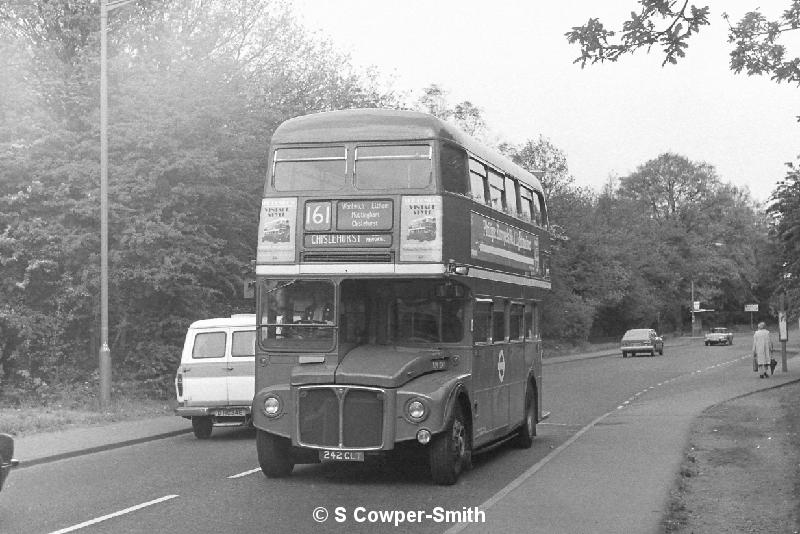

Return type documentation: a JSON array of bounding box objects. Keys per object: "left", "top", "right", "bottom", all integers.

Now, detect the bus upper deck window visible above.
[
  {"left": 469, "top": 158, "right": 488, "bottom": 204},
  {"left": 505, "top": 176, "right": 519, "bottom": 216},
  {"left": 440, "top": 143, "right": 469, "bottom": 195},
  {"left": 533, "top": 191, "right": 544, "bottom": 225},
  {"left": 273, "top": 146, "right": 346, "bottom": 191},
  {"left": 519, "top": 186, "right": 533, "bottom": 221},
  {"left": 488, "top": 170, "right": 505, "bottom": 211},
  {"left": 355, "top": 145, "right": 431, "bottom": 190}
]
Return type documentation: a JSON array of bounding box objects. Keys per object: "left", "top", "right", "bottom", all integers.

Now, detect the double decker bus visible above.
[{"left": 253, "top": 109, "right": 551, "bottom": 485}]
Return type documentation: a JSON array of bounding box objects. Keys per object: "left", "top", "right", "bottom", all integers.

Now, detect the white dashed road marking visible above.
[
  {"left": 228, "top": 467, "right": 262, "bottom": 479},
  {"left": 48, "top": 494, "right": 179, "bottom": 534}
]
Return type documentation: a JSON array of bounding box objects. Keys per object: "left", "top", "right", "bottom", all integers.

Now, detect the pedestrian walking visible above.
[{"left": 752, "top": 322, "right": 773, "bottom": 378}]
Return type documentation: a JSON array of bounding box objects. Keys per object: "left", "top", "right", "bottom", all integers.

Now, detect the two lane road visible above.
[{"left": 1, "top": 341, "right": 782, "bottom": 533}]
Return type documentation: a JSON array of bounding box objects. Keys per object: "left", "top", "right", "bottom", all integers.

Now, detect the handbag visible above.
[{"left": 770, "top": 358, "right": 778, "bottom": 374}]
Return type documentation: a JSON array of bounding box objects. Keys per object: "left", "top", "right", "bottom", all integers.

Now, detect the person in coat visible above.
[{"left": 752, "top": 322, "right": 773, "bottom": 378}]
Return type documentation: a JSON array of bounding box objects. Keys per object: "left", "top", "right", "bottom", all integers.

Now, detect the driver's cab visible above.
[{"left": 260, "top": 278, "right": 469, "bottom": 354}]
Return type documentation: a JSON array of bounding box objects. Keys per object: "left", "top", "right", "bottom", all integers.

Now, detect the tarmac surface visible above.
[{"left": 10, "top": 339, "right": 800, "bottom": 534}]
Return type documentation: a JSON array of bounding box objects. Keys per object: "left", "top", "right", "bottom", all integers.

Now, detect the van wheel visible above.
[
  {"left": 430, "top": 404, "right": 469, "bottom": 485},
  {"left": 256, "top": 430, "right": 294, "bottom": 478},
  {"left": 192, "top": 417, "right": 213, "bottom": 439},
  {"left": 515, "top": 386, "right": 537, "bottom": 448}
]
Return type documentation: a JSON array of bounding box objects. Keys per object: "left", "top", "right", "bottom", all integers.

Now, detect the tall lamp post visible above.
[{"left": 99, "top": 0, "right": 133, "bottom": 407}]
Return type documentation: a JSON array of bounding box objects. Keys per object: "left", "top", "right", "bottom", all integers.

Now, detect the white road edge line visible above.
[
  {"left": 228, "top": 468, "right": 261, "bottom": 479},
  {"left": 47, "top": 494, "right": 179, "bottom": 534},
  {"left": 443, "top": 411, "right": 612, "bottom": 534}
]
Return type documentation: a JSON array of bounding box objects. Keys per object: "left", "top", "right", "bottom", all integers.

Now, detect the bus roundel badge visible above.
[{"left": 497, "top": 350, "right": 506, "bottom": 383}]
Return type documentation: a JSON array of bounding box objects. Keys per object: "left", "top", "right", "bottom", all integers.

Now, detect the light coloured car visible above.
[
  {"left": 704, "top": 327, "right": 733, "bottom": 346},
  {"left": 621, "top": 328, "right": 664, "bottom": 357}
]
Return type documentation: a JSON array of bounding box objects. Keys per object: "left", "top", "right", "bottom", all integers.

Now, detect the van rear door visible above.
[
  {"left": 227, "top": 329, "right": 256, "bottom": 405},
  {"left": 183, "top": 329, "right": 228, "bottom": 405}
]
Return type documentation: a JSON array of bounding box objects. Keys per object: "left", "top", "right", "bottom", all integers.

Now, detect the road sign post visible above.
[
  {"left": 744, "top": 304, "right": 758, "bottom": 331},
  {"left": 779, "top": 295, "right": 788, "bottom": 372}
]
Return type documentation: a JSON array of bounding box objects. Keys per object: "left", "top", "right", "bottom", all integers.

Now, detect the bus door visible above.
[{"left": 472, "top": 299, "right": 510, "bottom": 439}]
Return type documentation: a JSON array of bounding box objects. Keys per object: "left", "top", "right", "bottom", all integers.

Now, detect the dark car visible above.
[
  {"left": 0, "top": 434, "right": 18, "bottom": 491},
  {"left": 621, "top": 328, "right": 665, "bottom": 357}
]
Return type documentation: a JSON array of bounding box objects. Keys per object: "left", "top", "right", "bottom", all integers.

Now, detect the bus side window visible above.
[
  {"left": 505, "top": 176, "right": 519, "bottom": 216},
  {"left": 469, "top": 158, "right": 488, "bottom": 204},
  {"left": 473, "top": 301, "right": 492, "bottom": 343},
  {"left": 524, "top": 303, "right": 537, "bottom": 339},
  {"left": 509, "top": 303, "right": 524, "bottom": 341},
  {"left": 440, "top": 143, "right": 469, "bottom": 195},
  {"left": 533, "top": 191, "right": 545, "bottom": 226},
  {"left": 492, "top": 300, "right": 506, "bottom": 343},
  {"left": 488, "top": 169, "right": 505, "bottom": 211},
  {"left": 519, "top": 186, "right": 534, "bottom": 222}
]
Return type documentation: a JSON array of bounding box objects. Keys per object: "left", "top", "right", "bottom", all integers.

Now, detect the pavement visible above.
[
  {"left": 13, "top": 415, "right": 190, "bottom": 468},
  {"left": 9, "top": 336, "right": 799, "bottom": 534}
]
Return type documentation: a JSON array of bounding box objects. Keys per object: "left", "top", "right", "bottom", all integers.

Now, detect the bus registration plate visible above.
[{"left": 319, "top": 450, "right": 364, "bottom": 462}]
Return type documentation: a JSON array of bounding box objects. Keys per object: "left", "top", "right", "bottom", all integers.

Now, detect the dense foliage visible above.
[
  {"left": 564, "top": 0, "right": 800, "bottom": 323},
  {"left": 0, "top": 0, "right": 395, "bottom": 399},
  {"left": 0, "top": 1, "right": 788, "bottom": 402}
]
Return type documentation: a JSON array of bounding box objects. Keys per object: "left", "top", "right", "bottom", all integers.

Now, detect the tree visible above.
[
  {"left": 768, "top": 158, "right": 800, "bottom": 315},
  {"left": 413, "top": 84, "right": 488, "bottom": 138},
  {"left": 0, "top": 0, "right": 398, "bottom": 397},
  {"left": 618, "top": 153, "right": 764, "bottom": 330},
  {"left": 504, "top": 136, "right": 572, "bottom": 208},
  {"left": 566, "top": 1, "right": 800, "bottom": 86}
]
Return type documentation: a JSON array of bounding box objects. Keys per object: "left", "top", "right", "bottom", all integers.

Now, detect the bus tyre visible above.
[
  {"left": 515, "top": 386, "right": 537, "bottom": 448},
  {"left": 256, "top": 429, "right": 294, "bottom": 478},
  {"left": 430, "top": 404, "right": 469, "bottom": 486},
  {"left": 192, "top": 416, "right": 213, "bottom": 439}
]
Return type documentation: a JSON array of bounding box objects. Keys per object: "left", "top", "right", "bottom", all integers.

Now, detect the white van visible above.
[{"left": 174, "top": 314, "right": 256, "bottom": 438}]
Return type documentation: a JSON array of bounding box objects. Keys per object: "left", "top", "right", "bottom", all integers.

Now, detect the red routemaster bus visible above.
[{"left": 252, "top": 109, "right": 551, "bottom": 485}]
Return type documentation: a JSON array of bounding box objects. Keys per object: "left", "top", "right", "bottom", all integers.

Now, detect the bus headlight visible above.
[
  {"left": 263, "top": 395, "right": 282, "bottom": 417},
  {"left": 406, "top": 398, "right": 428, "bottom": 422}
]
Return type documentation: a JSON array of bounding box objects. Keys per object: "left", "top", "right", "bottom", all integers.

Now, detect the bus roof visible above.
[{"left": 271, "top": 109, "right": 544, "bottom": 192}]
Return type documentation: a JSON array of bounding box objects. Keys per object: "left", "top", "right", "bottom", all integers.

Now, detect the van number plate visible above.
[
  {"left": 319, "top": 450, "right": 364, "bottom": 462},
  {"left": 214, "top": 408, "right": 246, "bottom": 417}
]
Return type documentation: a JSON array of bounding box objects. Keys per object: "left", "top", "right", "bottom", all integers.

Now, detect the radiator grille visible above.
[{"left": 297, "top": 387, "right": 384, "bottom": 449}]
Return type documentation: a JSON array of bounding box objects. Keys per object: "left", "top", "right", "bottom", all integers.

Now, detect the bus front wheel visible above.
[
  {"left": 429, "top": 404, "right": 469, "bottom": 485},
  {"left": 256, "top": 429, "right": 294, "bottom": 478}
]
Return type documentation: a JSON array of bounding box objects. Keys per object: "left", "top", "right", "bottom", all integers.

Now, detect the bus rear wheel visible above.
[
  {"left": 256, "top": 429, "right": 294, "bottom": 478},
  {"left": 429, "top": 404, "right": 469, "bottom": 485},
  {"left": 515, "top": 386, "right": 537, "bottom": 448}
]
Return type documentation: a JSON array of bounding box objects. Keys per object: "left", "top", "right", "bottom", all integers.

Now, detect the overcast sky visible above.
[{"left": 291, "top": 0, "right": 799, "bottom": 204}]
